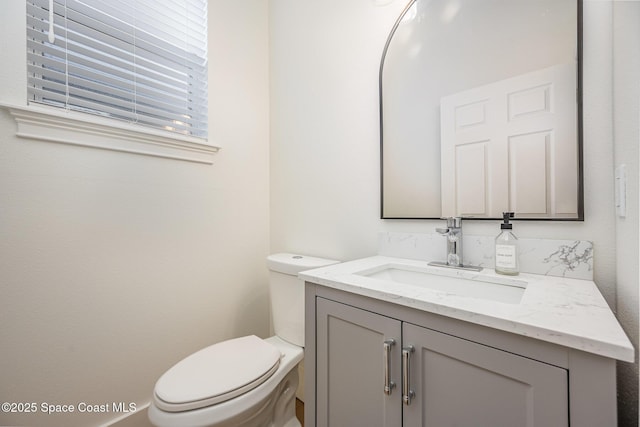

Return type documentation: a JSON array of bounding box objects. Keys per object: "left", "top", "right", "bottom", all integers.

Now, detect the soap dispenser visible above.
[{"left": 495, "top": 212, "right": 519, "bottom": 275}]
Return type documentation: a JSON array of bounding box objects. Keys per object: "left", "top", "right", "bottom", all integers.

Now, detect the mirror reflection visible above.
[{"left": 380, "top": 0, "right": 583, "bottom": 219}]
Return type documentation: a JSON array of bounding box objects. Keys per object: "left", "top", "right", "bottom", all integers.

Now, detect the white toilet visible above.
[{"left": 148, "top": 253, "right": 339, "bottom": 427}]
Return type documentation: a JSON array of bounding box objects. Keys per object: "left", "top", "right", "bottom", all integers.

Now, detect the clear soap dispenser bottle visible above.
[{"left": 495, "top": 212, "right": 519, "bottom": 275}]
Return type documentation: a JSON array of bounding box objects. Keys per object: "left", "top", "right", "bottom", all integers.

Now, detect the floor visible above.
[{"left": 296, "top": 398, "right": 304, "bottom": 426}]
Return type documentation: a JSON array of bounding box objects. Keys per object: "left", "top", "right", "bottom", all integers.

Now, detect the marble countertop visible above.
[{"left": 300, "top": 255, "right": 634, "bottom": 363}]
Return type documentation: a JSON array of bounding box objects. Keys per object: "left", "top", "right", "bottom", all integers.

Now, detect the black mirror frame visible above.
[{"left": 379, "top": 0, "right": 584, "bottom": 221}]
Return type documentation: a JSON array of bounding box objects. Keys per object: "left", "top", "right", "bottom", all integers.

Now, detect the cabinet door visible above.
[
  {"left": 403, "top": 323, "right": 568, "bottom": 427},
  {"left": 316, "top": 298, "right": 402, "bottom": 427}
]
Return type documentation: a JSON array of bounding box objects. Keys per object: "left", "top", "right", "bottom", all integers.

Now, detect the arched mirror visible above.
[{"left": 380, "top": 0, "right": 583, "bottom": 220}]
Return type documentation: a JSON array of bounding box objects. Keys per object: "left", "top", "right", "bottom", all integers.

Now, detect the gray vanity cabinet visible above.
[
  {"left": 314, "top": 297, "right": 568, "bottom": 427},
  {"left": 403, "top": 322, "right": 568, "bottom": 426},
  {"left": 316, "top": 297, "right": 401, "bottom": 427}
]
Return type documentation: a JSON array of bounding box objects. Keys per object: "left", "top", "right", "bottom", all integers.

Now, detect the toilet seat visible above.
[{"left": 153, "top": 335, "right": 281, "bottom": 412}]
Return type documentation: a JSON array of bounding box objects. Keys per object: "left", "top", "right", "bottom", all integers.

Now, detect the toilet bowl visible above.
[{"left": 148, "top": 253, "right": 339, "bottom": 427}]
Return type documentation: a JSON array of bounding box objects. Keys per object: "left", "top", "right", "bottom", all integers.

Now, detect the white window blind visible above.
[{"left": 26, "top": 0, "right": 208, "bottom": 139}]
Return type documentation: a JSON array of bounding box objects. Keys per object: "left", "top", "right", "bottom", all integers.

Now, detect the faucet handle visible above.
[
  {"left": 435, "top": 227, "right": 449, "bottom": 235},
  {"left": 441, "top": 217, "right": 462, "bottom": 228}
]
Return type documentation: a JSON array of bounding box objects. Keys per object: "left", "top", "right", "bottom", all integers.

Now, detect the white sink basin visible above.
[{"left": 356, "top": 264, "right": 527, "bottom": 304}]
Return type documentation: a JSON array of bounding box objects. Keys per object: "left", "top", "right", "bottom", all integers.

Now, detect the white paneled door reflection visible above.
[{"left": 440, "top": 63, "right": 578, "bottom": 218}]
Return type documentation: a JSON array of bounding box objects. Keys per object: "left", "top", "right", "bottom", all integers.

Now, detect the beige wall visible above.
[
  {"left": 613, "top": 1, "right": 640, "bottom": 425},
  {"left": 0, "top": 1, "right": 270, "bottom": 426},
  {"left": 270, "top": 0, "right": 637, "bottom": 423}
]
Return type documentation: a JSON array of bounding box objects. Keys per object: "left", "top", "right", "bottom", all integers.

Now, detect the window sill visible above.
[{"left": 3, "top": 103, "right": 219, "bottom": 164}]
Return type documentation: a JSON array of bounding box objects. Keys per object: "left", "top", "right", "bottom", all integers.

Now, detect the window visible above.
[{"left": 26, "top": 0, "right": 208, "bottom": 140}]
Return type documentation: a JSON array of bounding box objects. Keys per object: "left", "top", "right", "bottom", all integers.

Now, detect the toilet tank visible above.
[{"left": 267, "top": 253, "right": 339, "bottom": 347}]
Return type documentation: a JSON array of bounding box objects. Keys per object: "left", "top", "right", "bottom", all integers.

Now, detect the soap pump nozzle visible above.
[{"left": 501, "top": 212, "right": 514, "bottom": 230}]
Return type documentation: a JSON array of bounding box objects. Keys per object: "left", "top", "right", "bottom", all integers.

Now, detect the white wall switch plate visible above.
[{"left": 615, "top": 164, "right": 627, "bottom": 218}]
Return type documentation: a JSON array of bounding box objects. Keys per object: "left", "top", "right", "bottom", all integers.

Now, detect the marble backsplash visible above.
[{"left": 378, "top": 231, "right": 594, "bottom": 281}]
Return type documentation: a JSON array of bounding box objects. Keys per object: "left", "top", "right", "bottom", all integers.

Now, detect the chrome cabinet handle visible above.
[
  {"left": 383, "top": 339, "right": 396, "bottom": 395},
  {"left": 402, "top": 345, "right": 415, "bottom": 405}
]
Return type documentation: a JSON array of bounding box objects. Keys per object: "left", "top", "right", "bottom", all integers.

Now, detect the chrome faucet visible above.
[
  {"left": 429, "top": 217, "right": 482, "bottom": 271},
  {"left": 436, "top": 217, "right": 464, "bottom": 267}
]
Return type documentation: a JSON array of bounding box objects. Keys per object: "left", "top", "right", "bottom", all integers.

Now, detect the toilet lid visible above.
[{"left": 153, "top": 335, "right": 281, "bottom": 412}]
